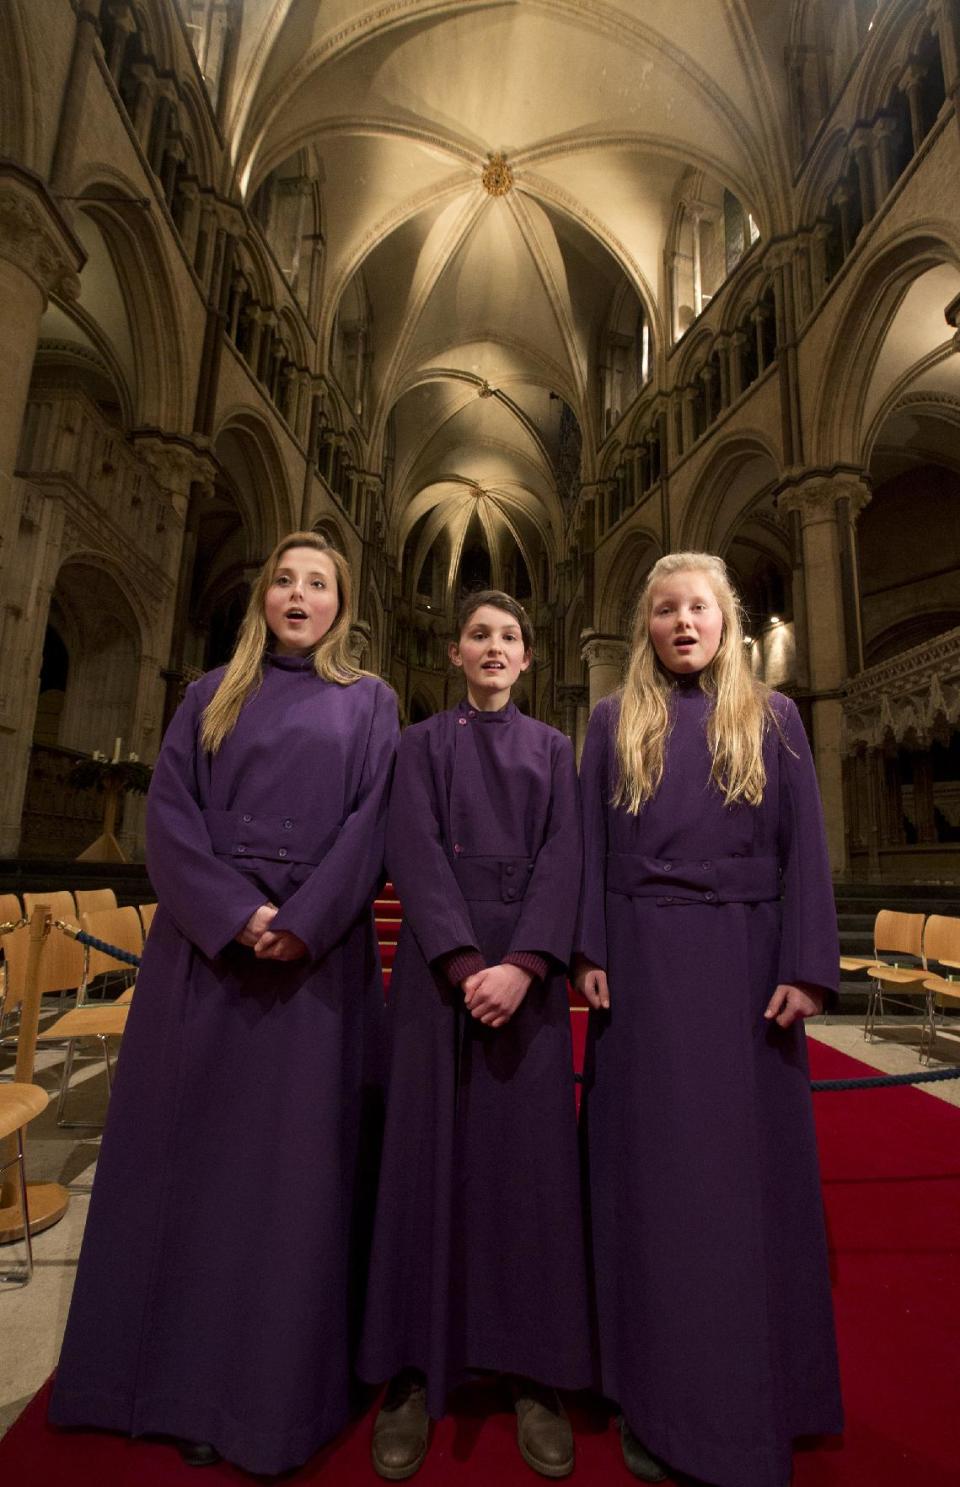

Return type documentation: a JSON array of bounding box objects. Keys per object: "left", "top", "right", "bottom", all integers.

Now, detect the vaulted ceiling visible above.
[{"left": 226, "top": 1, "right": 796, "bottom": 582}]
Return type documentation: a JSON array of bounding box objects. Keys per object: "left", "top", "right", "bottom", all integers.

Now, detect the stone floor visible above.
[{"left": 1, "top": 1013, "right": 959, "bottom": 1442}]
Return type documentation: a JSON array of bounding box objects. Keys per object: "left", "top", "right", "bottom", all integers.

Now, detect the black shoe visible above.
[
  {"left": 619, "top": 1417, "right": 668, "bottom": 1482},
  {"left": 175, "top": 1439, "right": 222, "bottom": 1467}
]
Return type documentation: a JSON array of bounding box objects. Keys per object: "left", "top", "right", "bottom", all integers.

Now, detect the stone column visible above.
[
  {"left": 0, "top": 167, "right": 85, "bottom": 848},
  {"left": 779, "top": 472, "right": 871, "bottom": 873},
  {"left": 900, "top": 62, "right": 928, "bottom": 153},
  {"left": 0, "top": 218, "right": 88, "bottom": 855},
  {"left": 581, "top": 634, "right": 628, "bottom": 712},
  {"left": 132, "top": 438, "right": 216, "bottom": 732},
  {"left": 49, "top": 0, "right": 101, "bottom": 194},
  {"left": 911, "top": 751, "right": 937, "bottom": 844},
  {"left": 850, "top": 126, "right": 876, "bottom": 224}
]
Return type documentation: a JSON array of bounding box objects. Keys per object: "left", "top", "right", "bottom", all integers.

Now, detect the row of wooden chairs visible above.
[
  {"left": 1, "top": 895, "right": 156, "bottom": 1127},
  {"left": 841, "top": 910, "right": 960, "bottom": 1061}
]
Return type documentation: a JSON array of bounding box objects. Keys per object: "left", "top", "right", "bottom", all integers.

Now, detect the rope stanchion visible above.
[
  {"left": 811, "top": 1066, "right": 960, "bottom": 1091},
  {"left": 570, "top": 1067, "right": 960, "bottom": 1090},
  {"left": 52, "top": 919, "right": 141, "bottom": 968}
]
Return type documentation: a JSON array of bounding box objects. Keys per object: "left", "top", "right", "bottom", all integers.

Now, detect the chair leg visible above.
[
  {"left": 56, "top": 1037, "right": 113, "bottom": 1130},
  {"left": 99, "top": 1035, "right": 114, "bottom": 1090},
  {"left": 0, "top": 1130, "right": 34, "bottom": 1285}
]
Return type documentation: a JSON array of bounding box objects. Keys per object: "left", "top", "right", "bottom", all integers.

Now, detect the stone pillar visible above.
[
  {"left": 900, "top": 62, "right": 928, "bottom": 153},
  {"left": 911, "top": 751, "right": 937, "bottom": 844},
  {"left": 871, "top": 116, "right": 898, "bottom": 208},
  {"left": 132, "top": 438, "right": 216, "bottom": 732},
  {"left": 581, "top": 634, "right": 628, "bottom": 712},
  {"left": 49, "top": 0, "right": 101, "bottom": 194},
  {"left": 0, "top": 170, "right": 85, "bottom": 851},
  {"left": 779, "top": 472, "right": 871, "bottom": 873},
  {"left": 850, "top": 126, "right": 876, "bottom": 224}
]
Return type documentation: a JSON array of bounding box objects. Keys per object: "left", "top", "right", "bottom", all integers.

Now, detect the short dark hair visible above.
[{"left": 456, "top": 589, "right": 534, "bottom": 652}]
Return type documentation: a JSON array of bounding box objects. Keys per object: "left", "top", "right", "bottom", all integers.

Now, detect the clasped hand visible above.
[
  {"left": 235, "top": 903, "right": 308, "bottom": 962},
  {"left": 462, "top": 963, "right": 533, "bottom": 1028},
  {"left": 572, "top": 959, "right": 823, "bottom": 1026}
]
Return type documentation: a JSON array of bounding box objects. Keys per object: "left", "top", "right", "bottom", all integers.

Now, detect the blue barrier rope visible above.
[
  {"left": 50, "top": 921, "right": 960, "bottom": 1090},
  {"left": 573, "top": 1066, "right": 960, "bottom": 1091},
  {"left": 54, "top": 921, "right": 142, "bottom": 968}
]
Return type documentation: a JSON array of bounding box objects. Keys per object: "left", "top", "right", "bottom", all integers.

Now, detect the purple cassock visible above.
[
  {"left": 358, "top": 699, "right": 592, "bottom": 1417},
  {"left": 577, "top": 682, "right": 843, "bottom": 1487},
  {"left": 49, "top": 652, "right": 399, "bottom": 1476}
]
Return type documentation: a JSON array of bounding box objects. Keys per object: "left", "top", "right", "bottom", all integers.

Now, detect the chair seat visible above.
[
  {"left": 115, "top": 986, "right": 135, "bottom": 1005},
  {"left": 867, "top": 963, "right": 928, "bottom": 986},
  {"left": 0, "top": 1082, "right": 49, "bottom": 1141},
  {"left": 923, "top": 974, "right": 960, "bottom": 1001},
  {"left": 840, "top": 956, "right": 874, "bottom": 972},
  {"left": 37, "top": 1005, "right": 129, "bottom": 1040}
]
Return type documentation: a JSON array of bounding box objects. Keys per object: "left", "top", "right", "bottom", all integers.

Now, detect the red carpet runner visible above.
[{"left": 3, "top": 913, "right": 958, "bottom": 1483}]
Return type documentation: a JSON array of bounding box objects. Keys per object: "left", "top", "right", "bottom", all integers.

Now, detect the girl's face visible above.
[
  {"left": 648, "top": 569, "right": 724, "bottom": 675},
  {"left": 264, "top": 546, "right": 340, "bottom": 655},
  {"left": 449, "top": 603, "right": 531, "bottom": 711}
]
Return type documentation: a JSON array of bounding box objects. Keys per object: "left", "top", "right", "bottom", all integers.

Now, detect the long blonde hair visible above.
[
  {"left": 200, "top": 531, "right": 363, "bottom": 753},
  {"left": 614, "top": 551, "right": 772, "bottom": 812}
]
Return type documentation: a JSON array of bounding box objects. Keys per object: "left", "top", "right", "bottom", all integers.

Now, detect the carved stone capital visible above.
[
  {"left": 131, "top": 432, "right": 217, "bottom": 509},
  {"left": 581, "top": 633, "right": 628, "bottom": 669},
  {"left": 0, "top": 164, "right": 85, "bottom": 303},
  {"left": 778, "top": 473, "right": 871, "bottom": 525}
]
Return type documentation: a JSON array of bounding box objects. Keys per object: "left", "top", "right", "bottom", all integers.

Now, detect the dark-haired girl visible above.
[
  {"left": 50, "top": 533, "right": 399, "bottom": 1475},
  {"left": 359, "top": 591, "right": 590, "bottom": 1480}
]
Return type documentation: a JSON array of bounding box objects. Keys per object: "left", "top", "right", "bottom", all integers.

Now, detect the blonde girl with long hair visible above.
[
  {"left": 51, "top": 532, "right": 399, "bottom": 1476},
  {"left": 574, "top": 552, "right": 842, "bottom": 1487}
]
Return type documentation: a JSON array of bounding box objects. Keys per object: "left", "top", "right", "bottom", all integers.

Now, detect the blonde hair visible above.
[
  {"left": 200, "top": 531, "right": 363, "bottom": 753},
  {"left": 614, "top": 551, "right": 773, "bottom": 812}
]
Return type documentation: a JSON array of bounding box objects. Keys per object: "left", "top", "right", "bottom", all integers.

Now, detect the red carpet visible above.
[{"left": 4, "top": 1041, "right": 958, "bottom": 1484}]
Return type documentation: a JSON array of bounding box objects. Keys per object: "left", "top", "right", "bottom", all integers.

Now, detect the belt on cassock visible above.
[
  {"left": 605, "top": 852, "right": 781, "bottom": 906},
  {"left": 450, "top": 855, "right": 535, "bottom": 905},
  {"left": 202, "top": 807, "right": 322, "bottom": 866}
]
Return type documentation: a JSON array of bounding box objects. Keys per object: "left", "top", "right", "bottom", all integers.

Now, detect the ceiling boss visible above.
[{"left": 481, "top": 152, "right": 513, "bottom": 196}]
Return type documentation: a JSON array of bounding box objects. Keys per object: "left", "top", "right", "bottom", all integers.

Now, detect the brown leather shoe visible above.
[
  {"left": 513, "top": 1381, "right": 574, "bottom": 1478},
  {"left": 371, "top": 1370, "right": 429, "bottom": 1481}
]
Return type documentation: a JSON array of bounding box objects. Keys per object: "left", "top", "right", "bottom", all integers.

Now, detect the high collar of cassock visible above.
[
  {"left": 457, "top": 697, "right": 517, "bottom": 723},
  {"left": 264, "top": 649, "right": 317, "bottom": 673}
]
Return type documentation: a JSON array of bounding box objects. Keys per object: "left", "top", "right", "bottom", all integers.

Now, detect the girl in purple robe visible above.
[
  {"left": 359, "top": 591, "right": 591, "bottom": 1480},
  {"left": 50, "top": 532, "right": 399, "bottom": 1475},
  {"left": 574, "top": 552, "right": 842, "bottom": 1487}
]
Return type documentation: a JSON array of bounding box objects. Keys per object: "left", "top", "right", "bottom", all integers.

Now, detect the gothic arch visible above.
[
  {"left": 678, "top": 431, "right": 780, "bottom": 551},
  {"left": 597, "top": 527, "right": 662, "bottom": 635},
  {"left": 213, "top": 407, "right": 296, "bottom": 551},
  {"left": 72, "top": 169, "right": 190, "bottom": 429},
  {"left": 812, "top": 228, "right": 960, "bottom": 464}
]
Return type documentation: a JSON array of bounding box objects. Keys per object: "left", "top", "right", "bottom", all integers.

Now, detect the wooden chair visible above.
[
  {"left": 0, "top": 1083, "right": 49, "bottom": 1284},
  {"left": 920, "top": 915, "right": 960, "bottom": 1062},
  {"left": 35, "top": 907, "right": 142, "bottom": 1127},
  {"left": 138, "top": 901, "right": 158, "bottom": 939},
  {"left": 0, "top": 893, "right": 24, "bottom": 1034},
  {"left": 22, "top": 891, "right": 83, "bottom": 1016},
  {"left": 862, "top": 910, "right": 928, "bottom": 1040},
  {"left": 1, "top": 907, "right": 60, "bottom": 1281},
  {"left": 75, "top": 887, "right": 117, "bottom": 916}
]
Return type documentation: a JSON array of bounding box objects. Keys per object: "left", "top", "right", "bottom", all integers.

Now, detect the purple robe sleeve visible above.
[
  {"left": 774, "top": 696, "right": 840, "bottom": 998},
  {"left": 574, "top": 698, "right": 611, "bottom": 970},
  {"left": 146, "top": 685, "right": 268, "bottom": 959},
  {"left": 270, "top": 682, "right": 400, "bottom": 961},
  {"left": 385, "top": 725, "right": 480, "bottom": 966},
  {"left": 506, "top": 735, "right": 582, "bottom": 968}
]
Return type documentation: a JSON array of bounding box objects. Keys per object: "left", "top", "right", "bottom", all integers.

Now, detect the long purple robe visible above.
[
  {"left": 49, "top": 652, "right": 399, "bottom": 1475},
  {"left": 577, "top": 684, "right": 843, "bottom": 1487},
  {"left": 359, "top": 699, "right": 592, "bottom": 1416}
]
